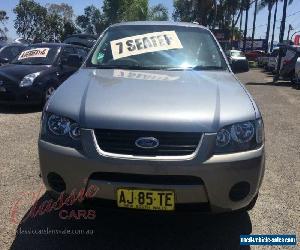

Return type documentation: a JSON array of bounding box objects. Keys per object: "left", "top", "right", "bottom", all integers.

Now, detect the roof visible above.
[
  {"left": 1, "top": 43, "right": 26, "bottom": 47},
  {"left": 65, "top": 34, "right": 98, "bottom": 39},
  {"left": 110, "top": 21, "right": 208, "bottom": 30}
]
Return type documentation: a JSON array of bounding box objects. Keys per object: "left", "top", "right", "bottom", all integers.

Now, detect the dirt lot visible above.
[{"left": 0, "top": 69, "right": 299, "bottom": 250}]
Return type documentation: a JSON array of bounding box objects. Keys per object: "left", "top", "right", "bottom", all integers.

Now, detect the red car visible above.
[{"left": 245, "top": 50, "right": 266, "bottom": 62}]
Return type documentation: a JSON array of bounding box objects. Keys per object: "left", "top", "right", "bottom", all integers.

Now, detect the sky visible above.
[{"left": 1, "top": 0, "right": 300, "bottom": 42}]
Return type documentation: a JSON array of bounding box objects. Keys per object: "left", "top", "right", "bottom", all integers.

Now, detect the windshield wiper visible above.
[{"left": 192, "top": 65, "right": 225, "bottom": 71}]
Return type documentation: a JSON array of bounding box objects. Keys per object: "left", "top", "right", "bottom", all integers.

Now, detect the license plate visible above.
[
  {"left": 0, "top": 87, "right": 6, "bottom": 92},
  {"left": 117, "top": 188, "right": 175, "bottom": 211}
]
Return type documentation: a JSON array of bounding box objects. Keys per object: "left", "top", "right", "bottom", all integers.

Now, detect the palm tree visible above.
[
  {"left": 251, "top": 0, "right": 258, "bottom": 50},
  {"left": 270, "top": 0, "right": 278, "bottom": 51},
  {"left": 258, "top": 0, "right": 275, "bottom": 52},
  {"left": 258, "top": 0, "right": 293, "bottom": 52},
  {"left": 242, "top": 0, "right": 250, "bottom": 51}
]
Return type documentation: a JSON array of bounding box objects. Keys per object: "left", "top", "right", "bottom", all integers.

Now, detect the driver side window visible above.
[{"left": 61, "top": 47, "right": 75, "bottom": 64}]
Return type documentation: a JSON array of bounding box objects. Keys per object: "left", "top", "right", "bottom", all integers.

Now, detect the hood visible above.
[
  {"left": 47, "top": 68, "right": 257, "bottom": 133},
  {"left": 0, "top": 64, "right": 51, "bottom": 83}
]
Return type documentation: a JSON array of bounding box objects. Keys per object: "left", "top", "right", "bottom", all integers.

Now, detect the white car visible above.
[
  {"left": 292, "top": 57, "right": 300, "bottom": 88},
  {"left": 266, "top": 48, "right": 279, "bottom": 73}
]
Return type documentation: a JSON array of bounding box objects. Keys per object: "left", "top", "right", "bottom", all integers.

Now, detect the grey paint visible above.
[{"left": 47, "top": 68, "right": 258, "bottom": 133}]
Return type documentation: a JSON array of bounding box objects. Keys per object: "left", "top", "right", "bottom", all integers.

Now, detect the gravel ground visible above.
[{"left": 0, "top": 69, "right": 299, "bottom": 250}]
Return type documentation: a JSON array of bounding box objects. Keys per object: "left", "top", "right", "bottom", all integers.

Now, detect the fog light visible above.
[
  {"left": 47, "top": 172, "right": 66, "bottom": 192},
  {"left": 229, "top": 182, "right": 250, "bottom": 201}
]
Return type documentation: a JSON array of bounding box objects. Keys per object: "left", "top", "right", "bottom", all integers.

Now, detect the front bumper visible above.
[
  {"left": 38, "top": 129, "right": 265, "bottom": 213},
  {"left": 0, "top": 85, "right": 42, "bottom": 104}
]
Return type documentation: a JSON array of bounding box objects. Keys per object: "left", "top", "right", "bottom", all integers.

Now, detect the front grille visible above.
[
  {"left": 90, "top": 173, "right": 204, "bottom": 185},
  {"left": 94, "top": 129, "right": 202, "bottom": 156}
]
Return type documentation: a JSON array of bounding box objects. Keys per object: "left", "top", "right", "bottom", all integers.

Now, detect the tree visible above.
[
  {"left": 147, "top": 4, "right": 168, "bottom": 21},
  {"left": 14, "top": 0, "right": 48, "bottom": 41},
  {"left": 103, "top": 0, "right": 162, "bottom": 23},
  {"left": 122, "top": 0, "right": 148, "bottom": 21},
  {"left": 173, "top": 0, "right": 195, "bottom": 22},
  {"left": 242, "top": 0, "right": 250, "bottom": 51},
  {"left": 173, "top": 0, "right": 216, "bottom": 26},
  {"left": 251, "top": 0, "right": 258, "bottom": 50},
  {"left": 47, "top": 3, "right": 73, "bottom": 22},
  {"left": 258, "top": 0, "right": 294, "bottom": 52},
  {"left": 76, "top": 5, "right": 106, "bottom": 35},
  {"left": 270, "top": 0, "right": 278, "bottom": 51},
  {"left": 47, "top": 3, "right": 77, "bottom": 40},
  {"left": 0, "top": 10, "right": 9, "bottom": 38}
]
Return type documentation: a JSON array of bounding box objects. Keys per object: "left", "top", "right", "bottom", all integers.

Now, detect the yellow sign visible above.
[{"left": 117, "top": 188, "right": 175, "bottom": 211}]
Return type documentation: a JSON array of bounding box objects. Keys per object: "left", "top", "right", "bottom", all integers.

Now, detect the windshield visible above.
[
  {"left": 11, "top": 46, "right": 59, "bottom": 65},
  {"left": 86, "top": 25, "right": 227, "bottom": 70},
  {"left": 230, "top": 51, "right": 245, "bottom": 57}
]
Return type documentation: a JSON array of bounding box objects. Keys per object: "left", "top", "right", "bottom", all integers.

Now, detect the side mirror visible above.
[
  {"left": 0, "top": 57, "right": 9, "bottom": 64},
  {"left": 279, "top": 47, "right": 286, "bottom": 57},
  {"left": 65, "top": 54, "right": 82, "bottom": 68}
]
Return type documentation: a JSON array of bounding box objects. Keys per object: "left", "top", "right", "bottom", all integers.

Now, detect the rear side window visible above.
[
  {"left": 60, "top": 47, "right": 75, "bottom": 62},
  {"left": 75, "top": 47, "right": 88, "bottom": 59}
]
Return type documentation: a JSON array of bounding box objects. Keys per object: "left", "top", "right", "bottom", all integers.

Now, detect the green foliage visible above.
[
  {"left": 14, "top": 0, "right": 78, "bottom": 41},
  {"left": 13, "top": 0, "right": 170, "bottom": 40},
  {"left": 147, "top": 4, "right": 169, "bottom": 21},
  {"left": 173, "top": 0, "right": 217, "bottom": 26},
  {"left": 13, "top": 0, "right": 48, "bottom": 41},
  {"left": 0, "top": 10, "right": 9, "bottom": 37},
  {"left": 47, "top": 3, "right": 73, "bottom": 22},
  {"left": 47, "top": 3, "right": 78, "bottom": 40},
  {"left": 76, "top": 5, "right": 106, "bottom": 35}
]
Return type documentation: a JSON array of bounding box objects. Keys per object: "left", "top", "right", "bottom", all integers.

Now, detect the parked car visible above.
[
  {"left": 266, "top": 47, "right": 279, "bottom": 73},
  {"left": 257, "top": 53, "right": 270, "bottom": 67},
  {"left": 63, "top": 34, "right": 98, "bottom": 49},
  {"left": 278, "top": 45, "right": 300, "bottom": 79},
  {"left": 245, "top": 50, "right": 266, "bottom": 62},
  {"left": 39, "top": 21, "right": 265, "bottom": 214},
  {"left": 226, "top": 50, "right": 249, "bottom": 72},
  {"left": 291, "top": 57, "right": 300, "bottom": 88},
  {"left": 0, "top": 43, "right": 88, "bottom": 105},
  {"left": 0, "top": 43, "right": 26, "bottom": 66}
]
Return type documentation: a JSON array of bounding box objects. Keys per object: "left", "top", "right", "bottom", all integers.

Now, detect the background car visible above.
[
  {"left": 266, "top": 47, "right": 279, "bottom": 73},
  {"left": 226, "top": 50, "right": 249, "bottom": 72},
  {"left": 63, "top": 34, "right": 98, "bottom": 49},
  {"left": 0, "top": 43, "right": 88, "bottom": 105},
  {"left": 0, "top": 43, "right": 26, "bottom": 66},
  {"left": 279, "top": 45, "right": 300, "bottom": 79},
  {"left": 257, "top": 54, "right": 269, "bottom": 68},
  {"left": 245, "top": 50, "right": 266, "bottom": 62},
  {"left": 291, "top": 57, "right": 300, "bottom": 88}
]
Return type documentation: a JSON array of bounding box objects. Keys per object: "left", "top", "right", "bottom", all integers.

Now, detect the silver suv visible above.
[{"left": 39, "top": 21, "right": 265, "bottom": 213}]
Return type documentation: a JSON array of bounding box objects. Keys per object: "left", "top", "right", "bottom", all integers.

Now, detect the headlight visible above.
[
  {"left": 19, "top": 72, "right": 41, "bottom": 87},
  {"left": 215, "top": 119, "right": 264, "bottom": 154},
  {"left": 40, "top": 112, "right": 81, "bottom": 149}
]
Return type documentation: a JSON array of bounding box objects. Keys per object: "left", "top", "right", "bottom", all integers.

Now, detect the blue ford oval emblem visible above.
[{"left": 135, "top": 137, "right": 159, "bottom": 149}]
